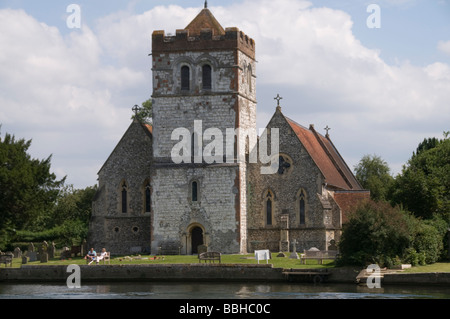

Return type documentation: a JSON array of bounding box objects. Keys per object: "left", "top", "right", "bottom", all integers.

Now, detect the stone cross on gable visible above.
[
  {"left": 132, "top": 105, "right": 141, "bottom": 115},
  {"left": 324, "top": 125, "right": 331, "bottom": 137},
  {"left": 274, "top": 94, "right": 283, "bottom": 106}
]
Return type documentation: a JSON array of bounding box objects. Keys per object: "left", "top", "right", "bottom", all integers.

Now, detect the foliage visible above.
[
  {"left": 338, "top": 200, "right": 413, "bottom": 267},
  {"left": 389, "top": 134, "right": 450, "bottom": 220},
  {"left": 10, "top": 185, "right": 97, "bottom": 248},
  {"left": 132, "top": 99, "right": 153, "bottom": 124},
  {"left": 0, "top": 129, "right": 65, "bottom": 249},
  {"left": 354, "top": 154, "right": 394, "bottom": 201},
  {"left": 338, "top": 200, "right": 447, "bottom": 267}
]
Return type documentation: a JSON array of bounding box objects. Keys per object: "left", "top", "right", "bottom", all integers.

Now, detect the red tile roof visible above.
[{"left": 285, "top": 117, "right": 362, "bottom": 191}]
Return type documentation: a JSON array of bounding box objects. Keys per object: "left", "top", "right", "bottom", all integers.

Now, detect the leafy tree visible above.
[
  {"left": 389, "top": 133, "right": 450, "bottom": 220},
  {"left": 0, "top": 129, "right": 65, "bottom": 249},
  {"left": 338, "top": 200, "right": 413, "bottom": 267},
  {"left": 354, "top": 154, "right": 394, "bottom": 201},
  {"left": 338, "top": 200, "right": 446, "bottom": 267}
]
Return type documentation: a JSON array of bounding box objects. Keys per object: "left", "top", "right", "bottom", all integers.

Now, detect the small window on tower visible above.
[
  {"left": 181, "top": 66, "right": 190, "bottom": 91},
  {"left": 192, "top": 181, "right": 198, "bottom": 202},
  {"left": 202, "top": 64, "right": 212, "bottom": 90}
]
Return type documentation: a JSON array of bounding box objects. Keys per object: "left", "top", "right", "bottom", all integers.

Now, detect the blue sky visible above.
[{"left": 1, "top": 0, "right": 449, "bottom": 188}]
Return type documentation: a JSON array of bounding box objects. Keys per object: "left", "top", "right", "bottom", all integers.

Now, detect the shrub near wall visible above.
[{"left": 338, "top": 200, "right": 445, "bottom": 267}]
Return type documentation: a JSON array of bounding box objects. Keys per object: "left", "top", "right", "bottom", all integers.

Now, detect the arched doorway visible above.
[{"left": 191, "top": 227, "right": 204, "bottom": 254}]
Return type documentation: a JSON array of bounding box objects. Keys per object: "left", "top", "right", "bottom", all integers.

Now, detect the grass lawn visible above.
[
  {"left": 4, "top": 253, "right": 336, "bottom": 269},
  {"left": 403, "top": 261, "right": 450, "bottom": 273}
]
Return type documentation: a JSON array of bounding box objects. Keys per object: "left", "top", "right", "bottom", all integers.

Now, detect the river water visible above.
[{"left": 0, "top": 282, "right": 449, "bottom": 299}]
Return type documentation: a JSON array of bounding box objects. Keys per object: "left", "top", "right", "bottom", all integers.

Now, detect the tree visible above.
[
  {"left": 338, "top": 200, "right": 412, "bottom": 267},
  {"left": 0, "top": 128, "right": 65, "bottom": 249},
  {"left": 390, "top": 133, "right": 450, "bottom": 220},
  {"left": 354, "top": 154, "right": 394, "bottom": 201},
  {"left": 338, "top": 200, "right": 446, "bottom": 267},
  {"left": 132, "top": 99, "right": 153, "bottom": 124}
]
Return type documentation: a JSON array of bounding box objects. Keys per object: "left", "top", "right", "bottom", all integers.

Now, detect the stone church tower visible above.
[
  {"left": 150, "top": 5, "right": 256, "bottom": 254},
  {"left": 88, "top": 4, "right": 369, "bottom": 256}
]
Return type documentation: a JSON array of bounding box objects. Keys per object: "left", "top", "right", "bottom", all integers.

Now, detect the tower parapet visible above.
[{"left": 152, "top": 27, "right": 255, "bottom": 59}]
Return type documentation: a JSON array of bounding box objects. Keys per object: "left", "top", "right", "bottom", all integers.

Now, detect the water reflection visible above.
[{"left": 0, "top": 282, "right": 449, "bottom": 299}]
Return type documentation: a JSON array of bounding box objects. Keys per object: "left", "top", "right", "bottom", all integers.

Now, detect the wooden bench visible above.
[
  {"left": 158, "top": 244, "right": 181, "bottom": 256},
  {"left": 198, "top": 252, "right": 221, "bottom": 264},
  {"left": 300, "top": 249, "right": 338, "bottom": 264},
  {"left": 0, "top": 254, "right": 13, "bottom": 267}
]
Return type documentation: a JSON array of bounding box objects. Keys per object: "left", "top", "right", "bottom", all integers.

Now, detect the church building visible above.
[{"left": 88, "top": 4, "right": 370, "bottom": 256}]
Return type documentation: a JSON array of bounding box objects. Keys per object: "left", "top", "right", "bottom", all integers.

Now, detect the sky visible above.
[{"left": 0, "top": 0, "right": 449, "bottom": 189}]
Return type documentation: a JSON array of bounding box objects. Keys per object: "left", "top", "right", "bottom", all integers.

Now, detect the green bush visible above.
[{"left": 338, "top": 200, "right": 446, "bottom": 267}]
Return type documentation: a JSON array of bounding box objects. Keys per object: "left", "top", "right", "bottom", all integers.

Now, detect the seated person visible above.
[
  {"left": 96, "top": 248, "right": 108, "bottom": 264},
  {"left": 85, "top": 248, "right": 97, "bottom": 264}
]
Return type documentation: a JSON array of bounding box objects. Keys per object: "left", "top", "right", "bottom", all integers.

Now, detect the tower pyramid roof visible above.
[{"left": 185, "top": 8, "right": 225, "bottom": 36}]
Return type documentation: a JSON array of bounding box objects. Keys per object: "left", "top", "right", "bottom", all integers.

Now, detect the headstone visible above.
[
  {"left": 28, "top": 242, "right": 35, "bottom": 252},
  {"left": 328, "top": 239, "right": 337, "bottom": 251},
  {"left": 48, "top": 242, "right": 56, "bottom": 259},
  {"left": 82, "top": 239, "right": 87, "bottom": 256},
  {"left": 14, "top": 247, "right": 22, "bottom": 258},
  {"left": 22, "top": 256, "right": 28, "bottom": 264},
  {"left": 28, "top": 251, "right": 37, "bottom": 262},
  {"left": 289, "top": 240, "right": 300, "bottom": 259},
  {"left": 40, "top": 252, "right": 48, "bottom": 263},
  {"left": 60, "top": 247, "right": 71, "bottom": 260}
]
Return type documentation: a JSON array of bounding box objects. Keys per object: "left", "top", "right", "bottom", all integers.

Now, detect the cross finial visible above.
[
  {"left": 132, "top": 105, "right": 140, "bottom": 115},
  {"left": 274, "top": 94, "right": 283, "bottom": 106},
  {"left": 204, "top": 0, "right": 208, "bottom": 8},
  {"left": 324, "top": 125, "right": 331, "bottom": 137}
]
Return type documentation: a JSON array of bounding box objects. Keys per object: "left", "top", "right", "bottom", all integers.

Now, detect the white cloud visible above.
[
  {"left": 1, "top": 1, "right": 449, "bottom": 187},
  {"left": 438, "top": 40, "right": 450, "bottom": 56}
]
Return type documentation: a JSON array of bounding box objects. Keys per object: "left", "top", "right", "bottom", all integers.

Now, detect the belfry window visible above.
[
  {"left": 181, "top": 66, "right": 190, "bottom": 91},
  {"left": 121, "top": 182, "right": 128, "bottom": 214},
  {"left": 202, "top": 64, "right": 212, "bottom": 90}
]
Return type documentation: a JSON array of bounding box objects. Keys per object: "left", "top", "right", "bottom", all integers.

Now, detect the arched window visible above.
[
  {"left": 181, "top": 65, "right": 190, "bottom": 91},
  {"left": 264, "top": 190, "right": 274, "bottom": 226},
  {"left": 145, "top": 182, "right": 151, "bottom": 213},
  {"left": 202, "top": 64, "right": 212, "bottom": 90},
  {"left": 121, "top": 181, "right": 128, "bottom": 214},
  {"left": 192, "top": 181, "right": 198, "bottom": 202},
  {"left": 297, "top": 189, "right": 307, "bottom": 225}
]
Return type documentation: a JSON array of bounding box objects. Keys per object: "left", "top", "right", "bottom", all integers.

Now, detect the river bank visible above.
[{"left": 1, "top": 264, "right": 450, "bottom": 286}]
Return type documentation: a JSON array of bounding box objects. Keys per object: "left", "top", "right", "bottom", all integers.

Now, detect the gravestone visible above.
[
  {"left": 28, "top": 242, "right": 35, "bottom": 252},
  {"left": 48, "top": 242, "right": 56, "bottom": 259},
  {"left": 22, "top": 256, "right": 28, "bottom": 264},
  {"left": 60, "top": 247, "right": 71, "bottom": 260},
  {"left": 28, "top": 251, "right": 37, "bottom": 262},
  {"left": 14, "top": 247, "right": 22, "bottom": 258},
  {"left": 328, "top": 239, "right": 337, "bottom": 251},
  {"left": 289, "top": 240, "right": 300, "bottom": 259},
  {"left": 40, "top": 252, "right": 48, "bottom": 263}
]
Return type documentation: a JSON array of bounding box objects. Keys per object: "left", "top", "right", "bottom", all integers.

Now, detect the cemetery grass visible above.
[{"left": 7, "top": 254, "right": 336, "bottom": 269}]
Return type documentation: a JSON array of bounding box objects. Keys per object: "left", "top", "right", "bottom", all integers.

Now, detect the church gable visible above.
[{"left": 285, "top": 116, "right": 361, "bottom": 191}]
